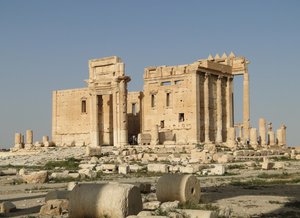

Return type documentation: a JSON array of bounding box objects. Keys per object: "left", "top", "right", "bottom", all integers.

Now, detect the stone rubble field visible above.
[{"left": 1, "top": 145, "right": 300, "bottom": 218}]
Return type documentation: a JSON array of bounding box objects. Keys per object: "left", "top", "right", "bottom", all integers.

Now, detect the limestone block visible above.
[
  {"left": 100, "top": 164, "right": 117, "bottom": 173},
  {"left": 179, "top": 165, "right": 199, "bottom": 174},
  {"left": 78, "top": 169, "right": 97, "bottom": 178},
  {"left": 160, "top": 201, "right": 179, "bottom": 212},
  {"left": 69, "top": 183, "right": 143, "bottom": 218},
  {"left": 169, "top": 165, "right": 180, "bottom": 173},
  {"left": 156, "top": 174, "right": 201, "bottom": 204},
  {"left": 67, "top": 181, "right": 78, "bottom": 191},
  {"left": 143, "top": 201, "right": 161, "bottom": 210},
  {"left": 45, "top": 190, "right": 70, "bottom": 202},
  {"left": 119, "top": 164, "right": 129, "bottom": 174},
  {"left": 129, "top": 164, "right": 143, "bottom": 172},
  {"left": 86, "top": 146, "right": 102, "bottom": 156},
  {"left": 137, "top": 211, "right": 153, "bottom": 216},
  {"left": 217, "top": 154, "right": 233, "bottom": 164},
  {"left": 209, "top": 164, "right": 225, "bottom": 175},
  {"left": 261, "top": 162, "right": 274, "bottom": 170},
  {"left": 22, "top": 170, "right": 48, "bottom": 184},
  {"left": 39, "top": 199, "right": 69, "bottom": 216},
  {"left": 176, "top": 209, "right": 217, "bottom": 218},
  {"left": 147, "top": 164, "right": 168, "bottom": 173},
  {"left": 79, "top": 163, "right": 96, "bottom": 170},
  {"left": 0, "top": 168, "right": 17, "bottom": 176},
  {"left": 0, "top": 201, "right": 16, "bottom": 213},
  {"left": 89, "top": 156, "right": 99, "bottom": 164},
  {"left": 138, "top": 133, "right": 151, "bottom": 145},
  {"left": 273, "top": 162, "right": 285, "bottom": 169},
  {"left": 68, "top": 173, "right": 80, "bottom": 179},
  {"left": 233, "top": 150, "right": 244, "bottom": 156}
]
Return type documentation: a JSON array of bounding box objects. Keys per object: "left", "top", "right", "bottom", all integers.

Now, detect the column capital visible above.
[{"left": 217, "top": 75, "right": 223, "bottom": 80}]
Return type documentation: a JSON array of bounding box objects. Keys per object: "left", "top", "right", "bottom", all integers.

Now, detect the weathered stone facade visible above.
[{"left": 51, "top": 54, "right": 263, "bottom": 147}]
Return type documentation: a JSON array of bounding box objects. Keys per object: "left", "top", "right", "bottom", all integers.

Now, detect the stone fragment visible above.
[
  {"left": 39, "top": 199, "right": 69, "bottom": 216},
  {"left": 143, "top": 201, "right": 161, "bottom": 210},
  {"left": 156, "top": 174, "right": 201, "bottom": 204},
  {"left": 177, "top": 209, "right": 218, "bottom": 218},
  {"left": 0, "top": 201, "right": 16, "bottom": 213},
  {"left": 208, "top": 164, "right": 225, "bottom": 175},
  {"left": 69, "top": 183, "right": 142, "bottom": 218},
  {"left": 67, "top": 181, "right": 78, "bottom": 191},
  {"left": 262, "top": 161, "right": 274, "bottom": 170},
  {"left": 22, "top": 170, "right": 48, "bottom": 184},
  {"left": 78, "top": 169, "right": 97, "bottom": 178},
  {"left": 86, "top": 146, "right": 102, "bottom": 156},
  {"left": 160, "top": 201, "right": 179, "bottom": 212},
  {"left": 147, "top": 164, "right": 168, "bottom": 173},
  {"left": 119, "top": 164, "right": 129, "bottom": 174},
  {"left": 45, "top": 190, "right": 70, "bottom": 202}
]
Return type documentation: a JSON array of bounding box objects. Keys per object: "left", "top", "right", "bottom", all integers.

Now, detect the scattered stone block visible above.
[
  {"left": 160, "top": 201, "right": 179, "bottom": 212},
  {"left": 262, "top": 161, "right": 274, "bottom": 170},
  {"left": 176, "top": 209, "right": 218, "bottom": 218},
  {"left": 78, "top": 169, "right": 97, "bottom": 178},
  {"left": 209, "top": 164, "right": 225, "bottom": 176},
  {"left": 22, "top": 170, "right": 48, "bottom": 184},
  {"left": 45, "top": 190, "right": 70, "bottom": 202},
  {"left": 39, "top": 199, "right": 69, "bottom": 216},
  {"left": 129, "top": 164, "right": 143, "bottom": 173},
  {"left": 86, "top": 146, "right": 102, "bottom": 156},
  {"left": 69, "top": 183, "right": 142, "bottom": 218},
  {"left": 143, "top": 201, "right": 161, "bottom": 210},
  {"left": 147, "top": 164, "right": 168, "bottom": 173},
  {"left": 119, "top": 164, "right": 130, "bottom": 174},
  {"left": 156, "top": 174, "right": 201, "bottom": 204},
  {"left": 0, "top": 201, "right": 16, "bottom": 213}
]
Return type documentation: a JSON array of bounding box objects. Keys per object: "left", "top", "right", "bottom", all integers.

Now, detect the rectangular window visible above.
[
  {"left": 166, "top": 93, "right": 170, "bottom": 107},
  {"left": 151, "top": 94, "right": 156, "bottom": 107},
  {"left": 160, "top": 120, "right": 165, "bottom": 128},
  {"left": 81, "top": 100, "right": 87, "bottom": 113},
  {"left": 161, "top": 81, "right": 171, "bottom": 86},
  {"left": 132, "top": 103, "right": 136, "bottom": 116},
  {"left": 179, "top": 113, "right": 185, "bottom": 122},
  {"left": 175, "top": 80, "right": 183, "bottom": 85}
]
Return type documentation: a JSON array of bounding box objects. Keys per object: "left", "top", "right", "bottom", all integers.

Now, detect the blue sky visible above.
[{"left": 0, "top": 1, "right": 299, "bottom": 147}]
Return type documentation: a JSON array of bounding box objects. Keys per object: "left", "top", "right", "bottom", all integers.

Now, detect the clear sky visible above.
[{"left": 0, "top": 1, "right": 299, "bottom": 148}]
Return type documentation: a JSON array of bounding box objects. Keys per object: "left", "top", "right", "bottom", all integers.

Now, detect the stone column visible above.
[
  {"left": 216, "top": 75, "right": 223, "bottom": 143},
  {"left": 243, "top": 70, "right": 250, "bottom": 143},
  {"left": 90, "top": 94, "right": 99, "bottom": 147},
  {"left": 226, "top": 77, "right": 233, "bottom": 129},
  {"left": 276, "top": 129, "right": 283, "bottom": 146},
  {"left": 15, "top": 133, "right": 22, "bottom": 145},
  {"left": 259, "top": 118, "right": 266, "bottom": 146},
  {"left": 250, "top": 128, "right": 258, "bottom": 147},
  {"left": 268, "top": 131, "right": 275, "bottom": 146},
  {"left": 204, "top": 73, "right": 210, "bottom": 143},
  {"left": 26, "top": 130, "right": 33, "bottom": 145},
  {"left": 14, "top": 133, "right": 23, "bottom": 149},
  {"left": 42, "top": 136, "right": 49, "bottom": 143},
  {"left": 281, "top": 124, "right": 287, "bottom": 146},
  {"left": 151, "top": 124, "right": 159, "bottom": 146},
  {"left": 227, "top": 127, "right": 236, "bottom": 148},
  {"left": 118, "top": 77, "right": 130, "bottom": 146},
  {"left": 113, "top": 88, "right": 119, "bottom": 147}
]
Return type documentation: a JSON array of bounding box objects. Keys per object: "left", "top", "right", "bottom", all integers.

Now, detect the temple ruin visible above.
[{"left": 51, "top": 53, "right": 286, "bottom": 148}]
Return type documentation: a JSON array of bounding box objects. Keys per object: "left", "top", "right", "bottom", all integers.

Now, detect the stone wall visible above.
[{"left": 52, "top": 88, "right": 90, "bottom": 146}]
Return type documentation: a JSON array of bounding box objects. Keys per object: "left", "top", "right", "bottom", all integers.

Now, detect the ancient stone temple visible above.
[{"left": 52, "top": 53, "right": 252, "bottom": 147}]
